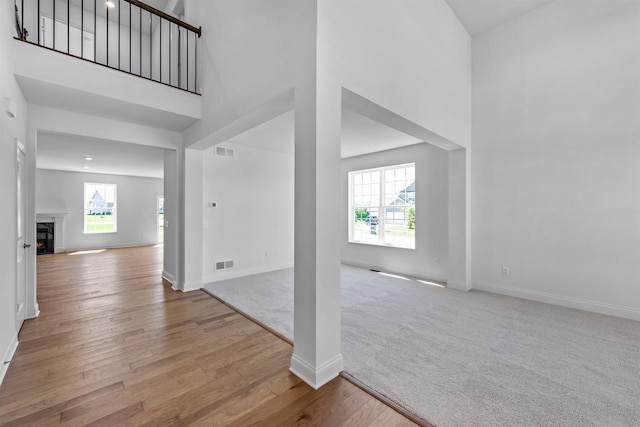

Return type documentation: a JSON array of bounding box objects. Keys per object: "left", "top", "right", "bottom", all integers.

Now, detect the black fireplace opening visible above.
[{"left": 37, "top": 222, "right": 54, "bottom": 255}]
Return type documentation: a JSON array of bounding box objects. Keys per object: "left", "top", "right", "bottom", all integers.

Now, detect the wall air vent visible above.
[
  {"left": 215, "top": 260, "right": 235, "bottom": 271},
  {"left": 215, "top": 147, "right": 235, "bottom": 158}
]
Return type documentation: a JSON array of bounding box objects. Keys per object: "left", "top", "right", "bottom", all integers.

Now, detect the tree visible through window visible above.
[
  {"left": 349, "top": 163, "right": 415, "bottom": 249},
  {"left": 84, "top": 183, "right": 117, "bottom": 233}
]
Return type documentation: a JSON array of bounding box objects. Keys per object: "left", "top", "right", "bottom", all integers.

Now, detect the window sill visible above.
[
  {"left": 83, "top": 231, "right": 118, "bottom": 234},
  {"left": 348, "top": 240, "right": 415, "bottom": 250}
]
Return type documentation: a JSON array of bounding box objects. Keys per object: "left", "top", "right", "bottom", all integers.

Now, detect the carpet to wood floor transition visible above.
[{"left": 204, "top": 266, "right": 640, "bottom": 427}]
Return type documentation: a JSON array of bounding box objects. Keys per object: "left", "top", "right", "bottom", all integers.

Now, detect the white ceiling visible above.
[
  {"left": 219, "top": 108, "right": 425, "bottom": 159},
  {"left": 37, "top": 132, "right": 166, "bottom": 178},
  {"left": 445, "top": 0, "right": 554, "bottom": 36}
]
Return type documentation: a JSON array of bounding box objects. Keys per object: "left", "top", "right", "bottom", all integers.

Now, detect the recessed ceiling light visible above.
[
  {"left": 83, "top": 166, "right": 90, "bottom": 169},
  {"left": 106, "top": 1, "right": 115, "bottom": 8},
  {"left": 84, "top": 156, "right": 93, "bottom": 161}
]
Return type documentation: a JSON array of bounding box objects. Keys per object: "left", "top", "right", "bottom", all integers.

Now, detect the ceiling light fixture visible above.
[
  {"left": 106, "top": 1, "right": 115, "bottom": 8},
  {"left": 83, "top": 166, "right": 90, "bottom": 169},
  {"left": 84, "top": 156, "right": 93, "bottom": 161}
]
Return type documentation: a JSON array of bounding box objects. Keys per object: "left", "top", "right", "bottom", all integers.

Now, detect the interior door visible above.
[{"left": 16, "top": 141, "right": 27, "bottom": 332}]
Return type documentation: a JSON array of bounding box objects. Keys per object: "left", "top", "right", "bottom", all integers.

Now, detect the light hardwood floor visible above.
[{"left": 0, "top": 245, "right": 416, "bottom": 426}]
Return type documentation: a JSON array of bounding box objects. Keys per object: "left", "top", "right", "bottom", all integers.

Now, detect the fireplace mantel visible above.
[{"left": 36, "top": 213, "right": 67, "bottom": 253}]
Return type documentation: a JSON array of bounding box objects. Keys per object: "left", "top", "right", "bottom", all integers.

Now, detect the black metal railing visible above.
[{"left": 14, "top": 0, "right": 201, "bottom": 94}]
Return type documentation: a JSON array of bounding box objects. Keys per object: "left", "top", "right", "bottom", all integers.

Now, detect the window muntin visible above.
[
  {"left": 349, "top": 163, "right": 415, "bottom": 249},
  {"left": 84, "top": 183, "right": 117, "bottom": 233}
]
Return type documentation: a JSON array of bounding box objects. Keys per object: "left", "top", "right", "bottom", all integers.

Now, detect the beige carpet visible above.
[{"left": 204, "top": 265, "right": 640, "bottom": 427}]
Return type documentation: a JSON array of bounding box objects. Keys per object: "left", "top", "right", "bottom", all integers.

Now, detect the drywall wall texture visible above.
[
  {"left": 472, "top": 0, "right": 640, "bottom": 318},
  {"left": 319, "top": 0, "right": 471, "bottom": 148},
  {"left": 202, "top": 143, "right": 294, "bottom": 282},
  {"left": 0, "top": 0, "right": 29, "bottom": 383},
  {"left": 341, "top": 144, "right": 449, "bottom": 281},
  {"left": 183, "top": 0, "right": 316, "bottom": 146},
  {"left": 36, "top": 169, "right": 163, "bottom": 251}
]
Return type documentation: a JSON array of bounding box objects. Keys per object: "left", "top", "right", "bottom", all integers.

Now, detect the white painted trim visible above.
[
  {"left": 0, "top": 333, "right": 19, "bottom": 386},
  {"left": 290, "top": 353, "right": 344, "bottom": 390},
  {"left": 162, "top": 271, "right": 175, "bottom": 285},
  {"left": 172, "top": 280, "right": 203, "bottom": 293},
  {"left": 63, "top": 243, "right": 159, "bottom": 252},
  {"left": 203, "top": 263, "right": 294, "bottom": 284},
  {"left": 447, "top": 279, "right": 472, "bottom": 292},
  {"left": 26, "top": 303, "right": 40, "bottom": 319},
  {"left": 341, "top": 259, "right": 447, "bottom": 283},
  {"left": 474, "top": 281, "right": 640, "bottom": 322}
]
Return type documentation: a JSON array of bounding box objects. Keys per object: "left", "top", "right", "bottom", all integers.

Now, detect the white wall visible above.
[
  {"left": 0, "top": 0, "right": 28, "bottom": 383},
  {"left": 36, "top": 169, "right": 163, "bottom": 251},
  {"left": 22, "top": 0, "right": 152, "bottom": 76},
  {"left": 341, "top": 144, "right": 449, "bottom": 281},
  {"left": 319, "top": 0, "right": 471, "bottom": 148},
  {"left": 472, "top": 0, "right": 640, "bottom": 319},
  {"left": 183, "top": 0, "right": 316, "bottom": 146},
  {"left": 202, "top": 144, "right": 294, "bottom": 282}
]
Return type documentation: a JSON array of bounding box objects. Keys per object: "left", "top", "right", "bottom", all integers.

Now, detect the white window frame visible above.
[
  {"left": 348, "top": 162, "right": 415, "bottom": 249},
  {"left": 84, "top": 183, "right": 117, "bottom": 234}
]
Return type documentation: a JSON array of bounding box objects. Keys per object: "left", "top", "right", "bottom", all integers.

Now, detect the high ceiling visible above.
[
  {"left": 37, "top": 132, "right": 165, "bottom": 179},
  {"left": 445, "top": 0, "right": 554, "bottom": 36}
]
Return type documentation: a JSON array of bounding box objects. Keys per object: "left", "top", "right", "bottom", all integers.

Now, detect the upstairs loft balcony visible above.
[{"left": 14, "top": 0, "right": 201, "bottom": 95}]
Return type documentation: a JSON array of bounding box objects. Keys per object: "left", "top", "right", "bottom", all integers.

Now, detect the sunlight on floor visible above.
[
  {"left": 68, "top": 249, "right": 106, "bottom": 256},
  {"left": 378, "top": 272, "right": 410, "bottom": 281},
  {"left": 417, "top": 279, "right": 445, "bottom": 288},
  {"left": 154, "top": 243, "right": 164, "bottom": 248},
  {"left": 377, "top": 271, "right": 446, "bottom": 288}
]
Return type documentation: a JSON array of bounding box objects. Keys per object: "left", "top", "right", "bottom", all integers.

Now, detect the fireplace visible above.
[
  {"left": 36, "top": 213, "right": 67, "bottom": 254},
  {"left": 37, "top": 222, "right": 55, "bottom": 255}
]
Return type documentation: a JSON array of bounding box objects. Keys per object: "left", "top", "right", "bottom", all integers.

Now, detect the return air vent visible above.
[
  {"left": 215, "top": 147, "right": 235, "bottom": 158},
  {"left": 215, "top": 260, "right": 235, "bottom": 271}
]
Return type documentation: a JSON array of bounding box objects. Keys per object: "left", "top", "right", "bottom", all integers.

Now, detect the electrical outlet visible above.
[
  {"left": 433, "top": 257, "right": 439, "bottom": 265},
  {"left": 501, "top": 266, "right": 509, "bottom": 276}
]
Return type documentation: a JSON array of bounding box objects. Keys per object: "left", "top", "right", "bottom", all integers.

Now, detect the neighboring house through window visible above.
[
  {"left": 349, "top": 163, "right": 415, "bottom": 249},
  {"left": 84, "top": 183, "right": 117, "bottom": 233}
]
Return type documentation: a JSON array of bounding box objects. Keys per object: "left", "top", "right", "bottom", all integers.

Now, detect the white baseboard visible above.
[
  {"left": 162, "top": 271, "right": 175, "bottom": 285},
  {"left": 63, "top": 242, "right": 159, "bottom": 252},
  {"left": 474, "top": 281, "right": 640, "bottom": 322},
  {"left": 203, "top": 263, "right": 294, "bottom": 284},
  {"left": 0, "top": 332, "right": 19, "bottom": 386},
  {"left": 26, "top": 303, "right": 40, "bottom": 319},
  {"left": 447, "top": 279, "right": 472, "bottom": 292},
  {"left": 290, "top": 353, "right": 344, "bottom": 390},
  {"left": 341, "top": 259, "right": 448, "bottom": 283},
  {"left": 172, "top": 280, "right": 202, "bottom": 293}
]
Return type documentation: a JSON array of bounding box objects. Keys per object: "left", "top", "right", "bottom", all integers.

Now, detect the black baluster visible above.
[
  {"left": 94, "top": 0, "right": 96, "bottom": 60},
  {"left": 106, "top": 1, "right": 109, "bottom": 66},
  {"left": 67, "top": 0, "right": 69, "bottom": 53},
  {"left": 81, "top": 0, "right": 83, "bottom": 57},
  {"left": 118, "top": 0, "right": 120, "bottom": 69}
]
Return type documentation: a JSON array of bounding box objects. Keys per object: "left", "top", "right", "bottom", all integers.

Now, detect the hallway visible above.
[{"left": 0, "top": 246, "right": 414, "bottom": 426}]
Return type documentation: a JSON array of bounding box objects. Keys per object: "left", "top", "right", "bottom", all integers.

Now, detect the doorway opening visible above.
[{"left": 158, "top": 196, "right": 165, "bottom": 244}]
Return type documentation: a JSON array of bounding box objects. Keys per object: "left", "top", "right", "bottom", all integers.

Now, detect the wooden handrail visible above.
[{"left": 125, "top": 0, "right": 201, "bottom": 37}]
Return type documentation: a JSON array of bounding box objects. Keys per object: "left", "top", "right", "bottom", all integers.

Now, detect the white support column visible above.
[
  {"left": 290, "top": 76, "right": 344, "bottom": 389},
  {"left": 448, "top": 148, "right": 472, "bottom": 290},
  {"left": 179, "top": 148, "right": 203, "bottom": 292}
]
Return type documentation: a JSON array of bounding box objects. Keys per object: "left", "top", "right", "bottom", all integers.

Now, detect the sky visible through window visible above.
[
  {"left": 350, "top": 163, "right": 415, "bottom": 249},
  {"left": 84, "top": 183, "right": 117, "bottom": 233}
]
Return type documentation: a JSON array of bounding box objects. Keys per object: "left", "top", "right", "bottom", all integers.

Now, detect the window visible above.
[
  {"left": 349, "top": 163, "right": 415, "bottom": 249},
  {"left": 84, "top": 183, "right": 117, "bottom": 233}
]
